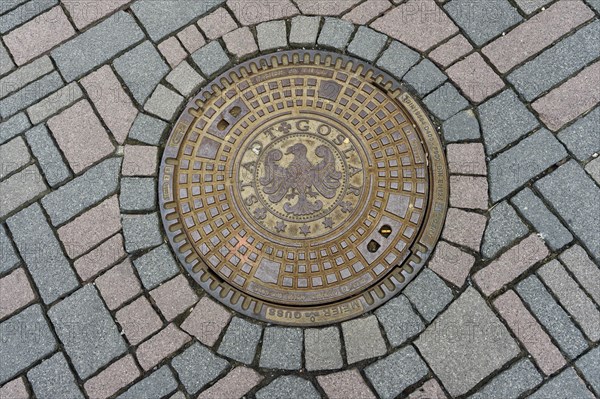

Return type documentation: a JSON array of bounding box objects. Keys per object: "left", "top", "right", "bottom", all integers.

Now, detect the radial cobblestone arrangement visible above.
[{"left": 1, "top": 1, "right": 599, "bottom": 399}]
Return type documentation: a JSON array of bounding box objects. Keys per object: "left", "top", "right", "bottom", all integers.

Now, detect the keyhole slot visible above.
[
  {"left": 217, "top": 119, "right": 230, "bottom": 131},
  {"left": 367, "top": 240, "right": 381, "bottom": 253},
  {"left": 229, "top": 106, "right": 242, "bottom": 117},
  {"left": 379, "top": 225, "right": 392, "bottom": 238}
]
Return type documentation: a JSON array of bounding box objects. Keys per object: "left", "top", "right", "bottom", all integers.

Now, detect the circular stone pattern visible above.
[{"left": 160, "top": 50, "right": 449, "bottom": 326}]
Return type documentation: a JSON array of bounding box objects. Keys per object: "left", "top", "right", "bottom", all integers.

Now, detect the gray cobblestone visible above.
[
  {"left": 586, "top": 0, "right": 600, "bottom": 12},
  {"left": 41, "top": 157, "right": 121, "bottom": 226},
  {"left": 0, "top": 224, "right": 19, "bottom": 274},
  {"left": 27, "top": 352, "right": 84, "bottom": 399},
  {"left": 479, "top": 90, "right": 539, "bottom": 155},
  {"left": 0, "top": 71, "right": 63, "bottom": 118},
  {"left": 375, "top": 295, "right": 424, "bottom": 347},
  {"left": 516, "top": 276, "right": 588, "bottom": 359},
  {"left": 26, "top": 82, "right": 82, "bottom": 124},
  {"left": 0, "top": 0, "right": 28, "bottom": 14},
  {"left": 0, "top": 0, "right": 57, "bottom": 34},
  {"left": 342, "top": 315, "right": 386, "bottom": 364},
  {"left": 0, "top": 136, "right": 29, "bottom": 179},
  {"left": 48, "top": 285, "right": 127, "bottom": 379},
  {"left": 117, "top": 366, "right": 178, "bottom": 399},
  {"left": 482, "top": 201, "right": 528, "bottom": 258},
  {"left": 403, "top": 59, "right": 447, "bottom": 97},
  {"left": 122, "top": 213, "right": 163, "bottom": 253},
  {"left": 404, "top": 268, "right": 453, "bottom": 322},
  {"left": 442, "top": 110, "right": 481, "bottom": 142},
  {"left": 0, "top": 41, "right": 14, "bottom": 75},
  {"left": 444, "top": 0, "right": 522, "bottom": 46},
  {"left": 348, "top": 26, "right": 387, "bottom": 62},
  {"left": 536, "top": 160, "right": 600, "bottom": 260},
  {"left": 260, "top": 327, "right": 302, "bottom": 370},
  {"left": 529, "top": 368, "right": 594, "bottom": 399},
  {"left": 217, "top": 317, "right": 262, "bottom": 364},
  {"left": 509, "top": 21, "right": 600, "bottom": 102},
  {"left": 511, "top": 188, "right": 573, "bottom": 250},
  {"left": 257, "top": 20, "right": 287, "bottom": 51},
  {"left": 0, "top": 305, "right": 57, "bottom": 384},
  {"left": 25, "top": 124, "right": 71, "bottom": 187},
  {"left": 144, "top": 85, "right": 184, "bottom": 121},
  {"left": 289, "top": 16, "right": 320, "bottom": 46},
  {"left": 51, "top": 12, "right": 145, "bottom": 81},
  {"left": 560, "top": 245, "right": 600, "bottom": 305},
  {"left": 133, "top": 244, "right": 179, "bottom": 289},
  {"left": 0, "top": 113, "right": 30, "bottom": 145},
  {"left": 489, "top": 129, "right": 567, "bottom": 202},
  {"left": 191, "top": 41, "right": 230, "bottom": 77},
  {"left": 557, "top": 107, "right": 599, "bottom": 161},
  {"left": 586, "top": 157, "right": 600, "bottom": 184},
  {"left": 304, "top": 327, "right": 343, "bottom": 371},
  {"left": 256, "top": 376, "right": 320, "bottom": 399},
  {"left": 1, "top": 165, "right": 47, "bottom": 218},
  {"left": 166, "top": 61, "right": 205, "bottom": 97},
  {"left": 577, "top": 347, "right": 600, "bottom": 396},
  {"left": 365, "top": 346, "right": 429, "bottom": 399},
  {"left": 172, "top": 342, "right": 229, "bottom": 395},
  {"left": 0, "top": 56, "right": 53, "bottom": 100},
  {"left": 423, "top": 83, "right": 468, "bottom": 120},
  {"left": 318, "top": 18, "right": 354, "bottom": 50},
  {"left": 120, "top": 177, "right": 156, "bottom": 212},
  {"left": 114, "top": 41, "right": 170, "bottom": 105},
  {"left": 514, "top": 0, "right": 553, "bottom": 14},
  {"left": 469, "top": 358, "right": 542, "bottom": 399},
  {"left": 376, "top": 41, "right": 420, "bottom": 80},
  {"left": 129, "top": 113, "right": 167, "bottom": 146}
]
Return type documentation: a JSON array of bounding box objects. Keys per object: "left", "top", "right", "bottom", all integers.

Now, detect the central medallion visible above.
[{"left": 159, "top": 50, "right": 449, "bottom": 325}]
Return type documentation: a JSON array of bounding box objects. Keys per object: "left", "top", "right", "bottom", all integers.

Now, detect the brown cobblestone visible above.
[
  {"left": 197, "top": 366, "right": 262, "bottom": 399},
  {"left": 0, "top": 268, "right": 35, "bottom": 319},
  {"left": 74, "top": 233, "right": 125, "bottom": 281},
  {"left": 115, "top": 296, "right": 163, "bottom": 346},
  {"left": 429, "top": 35, "right": 472, "bottom": 68},
  {"left": 446, "top": 53, "right": 504, "bottom": 103},
  {"left": 441, "top": 208, "right": 487, "bottom": 251},
  {"left": 95, "top": 260, "right": 141, "bottom": 310},
  {"left": 136, "top": 324, "right": 191, "bottom": 371},
  {"left": 317, "top": 369, "right": 376, "bottom": 399},
  {"left": 180, "top": 296, "right": 232, "bottom": 347},
  {"left": 150, "top": 275, "right": 199, "bottom": 321},
  {"left": 83, "top": 355, "right": 140, "bottom": 399}
]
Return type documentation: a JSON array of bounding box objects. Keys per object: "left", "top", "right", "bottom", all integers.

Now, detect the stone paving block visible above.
[
  {"left": 365, "top": 346, "right": 429, "bottom": 399},
  {"left": 404, "top": 268, "right": 453, "bottom": 322},
  {"left": 469, "top": 358, "right": 542, "bottom": 399},
  {"left": 74, "top": 233, "right": 125, "bottom": 281},
  {"left": 449, "top": 175, "right": 488, "bottom": 210},
  {"left": 48, "top": 100, "right": 114, "bottom": 174},
  {"left": 576, "top": 346, "right": 600, "bottom": 396},
  {"left": 343, "top": 0, "right": 391, "bottom": 25},
  {"left": 136, "top": 324, "right": 191, "bottom": 370},
  {"left": 475, "top": 234, "right": 548, "bottom": 296},
  {"left": 227, "top": 0, "right": 298, "bottom": 25},
  {"left": 144, "top": 85, "right": 184, "bottom": 121},
  {"left": 0, "top": 56, "right": 53, "bottom": 100},
  {"left": 48, "top": 285, "right": 127, "bottom": 378},
  {"left": 81, "top": 65, "right": 138, "bottom": 144},
  {"left": 27, "top": 82, "right": 82, "bottom": 125},
  {"left": 223, "top": 27, "right": 258, "bottom": 58},
  {"left": 181, "top": 296, "right": 231, "bottom": 347},
  {"left": 257, "top": 20, "right": 287, "bottom": 51},
  {"left": 0, "top": 224, "right": 19, "bottom": 274},
  {"left": 122, "top": 213, "right": 163, "bottom": 253},
  {"left": 516, "top": 276, "right": 588, "bottom": 359},
  {"left": 489, "top": 129, "right": 567, "bottom": 202},
  {"left": 429, "top": 34, "right": 472, "bottom": 68},
  {"left": 0, "top": 113, "right": 31, "bottom": 146},
  {"left": 479, "top": 90, "right": 539, "bottom": 155},
  {"left": 509, "top": 21, "right": 600, "bottom": 102},
  {"left": 342, "top": 315, "right": 387, "bottom": 364},
  {"left": 0, "top": 268, "right": 35, "bottom": 319},
  {"left": 0, "top": 0, "right": 28, "bottom": 15},
  {"left": 304, "top": 326, "right": 343, "bottom": 371},
  {"left": 0, "top": 42, "right": 14, "bottom": 76},
  {"left": 296, "top": 0, "right": 361, "bottom": 15},
  {"left": 172, "top": 342, "right": 229, "bottom": 395},
  {"left": 27, "top": 352, "right": 84, "bottom": 399},
  {"left": 372, "top": 0, "right": 458, "bottom": 51},
  {"left": 3, "top": 6, "right": 74, "bottom": 66},
  {"left": 150, "top": 275, "right": 198, "bottom": 321},
  {"left": 117, "top": 366, "right": 178, "bottom": 399},
  {"left": 529, "top": 368, "right": 595, "bottom": 399},
  {"left": 114, "top": 41, "right": 170, "bottom": 105},
  {"left": 428, "top": 241, "right": 475, "bottom": 288},
  {"left": 133, "top": 244, "right": 179, "bottom": 289},
  {"left": 348, "top": 26, "right": 387, "bottom": 62},
  {"left": 446, "top": 143, "right": 486, "bottom": 176},
  {"left": 586, "top": 156, "right": 600, "bottom": 184},
  {"left": 0, "top": 168, "right": 39, "bottom": 216},
  {"left": 122, "top": 145, "right": 158, "bottom": 177},
  {"left": 115, "top": 296, "right": 163, "bottom": 346},
  {"left": 84, "top": 355, "right": 140, "bottom": 399},
  {"left": 557, "top": 107, "right": 599, "bottom": 161},
  {"left": 96, "top": 260, "right": 141, "bottom": 310},
  {"left": 511, "top": 188, "right": 573, "bottom": 251},
  {"left": 192, "top": 41, "right": 230, "bottom": 77},
  {"left": 0, "top": 136, "right": 29, "bottom": 179},
  {"left": 198, "top": 7, "right": 237, "bottom": 39},
  {"left": 158, "top": 37, "right": 187, "bottom": 69},
  {"left": 197, "top": 366, "right": 262, "bottom": 399},
  {"left": 0, "top": 305, "right": 56, "bottom": 384},
  {"left": 0, "top": 377, "right": 28, "bottom": 399},
  {"left": 178, "top": 25, "right": 205, "bottom": 54},
  {"left": 375, "top": 295, "right": 424, "bottom": 347},
  {"left": 317, "top": 18, "right": 354, "bottom": 50},
  {"left": 536, "top": 161, "right": 600, "bottom": 260},
  {"left": 120, "top": 177, "right": 156, "bottom": 212},
  {"left": 129, "top": 113, "right": 168, "bottom": 146},
  {"left": 166, "top": 61, "right": 205, "bottom": 97},
  {"left": 376, "top": 41, "right": 420, "bottom": 80},
  {"left": 416, "top": 288, "right": 519, "bottom": 397},
  {"left": 217, "top": 317, "right": 262, "bottom": 364},
  {"left": 51, "top": 11, "right": 144, "bottom": 81},
  {"left": 444, "top": 0, "right": 522, "bottom": 46},
  {"left": 408, "top": 379, "right": 446, "bottom": 399},
  {"left": 289, "top": 16, "right": 320, "bottom": 46},
  {"left": 403, "top": 59, "right": 447, "bottom": 97},
  {"left": 255, "top": 376, "right": 320, "bottom": 399},
  {"left": 259, "top": 327, "right": 303, "bottom": 370},
  {"left": 483, "top": 0, "right": 595, "bottom": 73},
  {"left": 132, "top": 0, "right": 224, "bottom": 41},
  {"left": 441, "top": 109, "right": 480, "bottom": 142},
  {"left": 494, "top": 290, "right": 566, "bottom": 375},
  {"left": 586, "top": 0, "right": 600, "bottom": 11},
  {"left": 514, "top": 0, "right": 553, "bottom": 14},
  {"left": 538, "top": 260, "right": 600, "bottom": 341},
  {"left": 533, "top": 61, "right": 600, "bottom": 131},
  {"left": 446, "top": 52, "right": 504, "bottom": 103},
  {"left": 441, "top": 208, "right": 486, "bottom": 251},
  {"left": 482, "top": 201, "right": 528, "bottom": 259},
  {"left": 62, "top": 0, "right": 130, "bottom": 29},
  {"left": 559, "top": 245, "right": 600, "bottom": 305},
  {"left": 318, "top": 369, "right": 376, "bottom": 399},
  {"left": 7, "top": 203, "right": 78, "bottom": 304},
  {"left": 0, "top": 71, "right": 63, "bottom": 118},
  {"left": 57, "top": 196, "right": 121, "bottom": 259},
  {"left": 423, "top": 83, "right": 468, "bottom": 120}
]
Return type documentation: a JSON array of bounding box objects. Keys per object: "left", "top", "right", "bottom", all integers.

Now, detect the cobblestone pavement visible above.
[{"left": 1, "top": 0, "right": 599, "bottom": 398}]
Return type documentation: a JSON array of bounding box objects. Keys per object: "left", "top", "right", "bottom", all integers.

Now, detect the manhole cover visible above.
[{"left": 160, "top": 50, "right": 448, "bottom": 325}]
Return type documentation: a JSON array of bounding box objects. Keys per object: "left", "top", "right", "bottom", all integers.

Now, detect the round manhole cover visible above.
[{"left": 160, "top": 50, "right": 448, "bottom": 325}]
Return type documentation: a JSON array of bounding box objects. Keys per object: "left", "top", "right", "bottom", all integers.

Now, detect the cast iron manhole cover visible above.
[{"left": 160, "top": 50, "right": 448, "bottom": 325}]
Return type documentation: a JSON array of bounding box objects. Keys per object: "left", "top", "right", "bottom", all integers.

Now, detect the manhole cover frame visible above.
[{"left": 159, "top": 50, "right": 449, "bottom": 326}]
